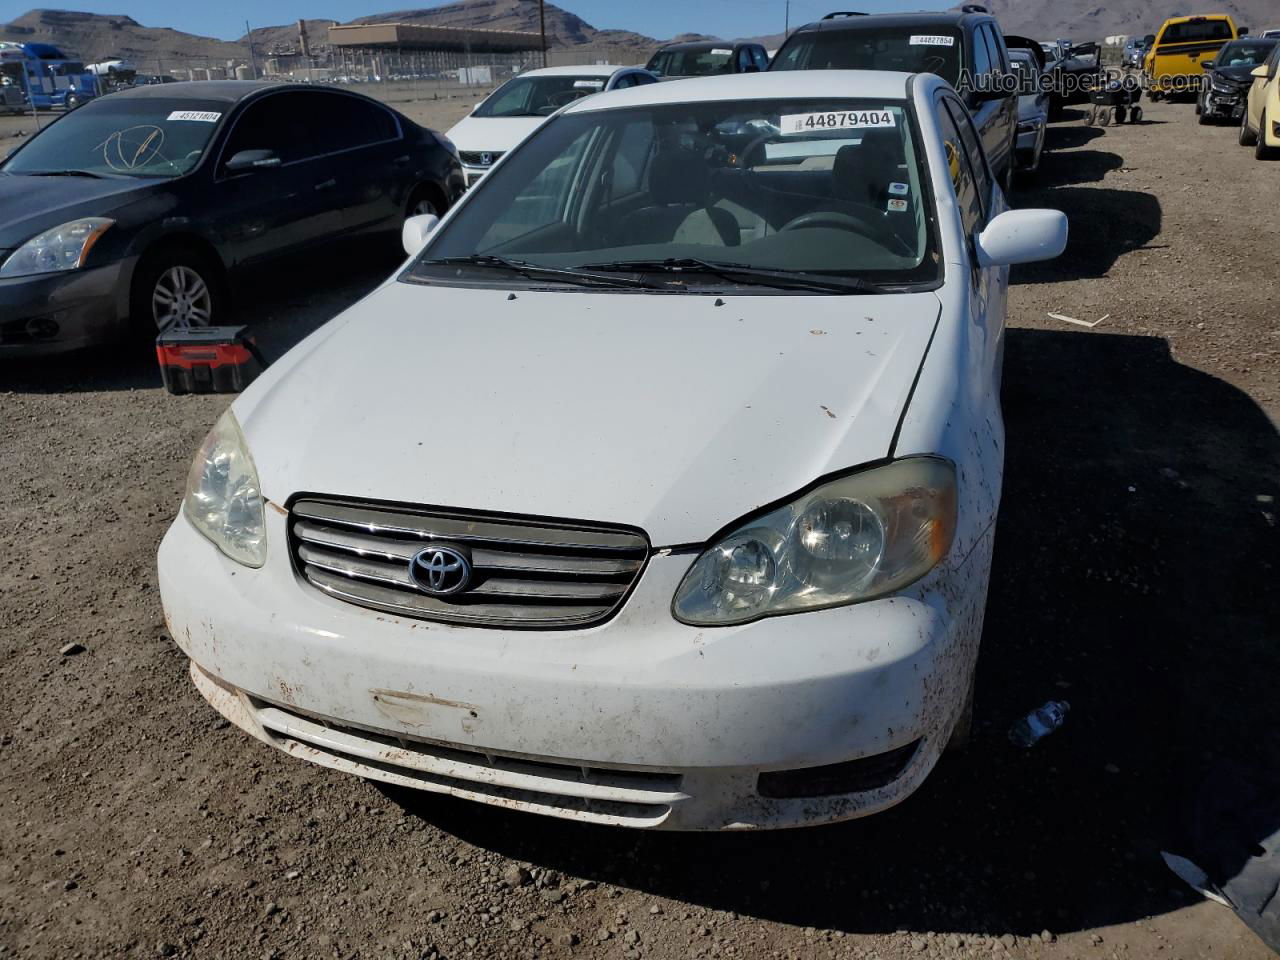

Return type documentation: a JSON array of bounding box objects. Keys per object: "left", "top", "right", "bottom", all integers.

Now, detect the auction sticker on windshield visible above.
[
  {"left": 909, "top": 35, "right": 955, "bottom": 46},
  {"left": 167, "top": 111, "right": 222, "bottom": 123},
  {"left": 780, "top": 110, "right": 896, "bottom": 134}
]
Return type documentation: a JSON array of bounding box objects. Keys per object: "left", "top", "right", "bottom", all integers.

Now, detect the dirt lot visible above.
[{"left": 2, "top": 97, "right": 1278, "bottom": 960}]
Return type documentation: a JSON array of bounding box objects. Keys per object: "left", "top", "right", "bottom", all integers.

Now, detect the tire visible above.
[
  {"left": 1116, "top": 105, "right": 1128, "bottom": 124},
  {"left": 1256, "top": 111, "right": 1279, "bottom": 160},
  {"left": 1100, "top": 108, "right": 1112, "bottom": 127},
  {"left": 1148, "top": 89, "right": 1163, "bottom": 102},
  {"left": 1131, "top": 106, "right": 1144, "bottom": 123},
  {"left": 1198, "top": 108, "right": 1210, "bottom": 125},
  {"left": 64, "top": 93, "right": 80, "bottom": 110},
  {"left": 1085, "top": 108, "right": 1096, "bottom": 126},
  {"left": 405, "top": 183, "right": 447, "bottom": 220},
  {"left": 1195, "top": 97, "right": 1202, "bottom": 116},
  {"left": 1240, "top": 110, "right": 1259, "bottom": 146},
  {"left": 130, "top": 245, "right": 225, "bottom": 335}
]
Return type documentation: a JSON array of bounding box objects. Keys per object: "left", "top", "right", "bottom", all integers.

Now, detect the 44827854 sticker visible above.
[{"left": 779, "top": 110, "right": 896, "bottom": 135}]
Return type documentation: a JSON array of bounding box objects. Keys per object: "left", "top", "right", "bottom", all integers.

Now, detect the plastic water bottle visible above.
[{"left": 1008, "top": 700, "right": 1070, "bottom": 748}]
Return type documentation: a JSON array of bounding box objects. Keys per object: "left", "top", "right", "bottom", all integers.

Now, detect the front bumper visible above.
[
  {"left": 462, "top": 164, "right": 492, "bottom": 188},
  {"left": 0, "top": 259, "right": 130, "bottom": 356},
  {"left": 159, "top": 508, "right": 993, "bottom": 830},
  {"left": 1204, "top": 90, "right": 1245, "bottom": 118}
]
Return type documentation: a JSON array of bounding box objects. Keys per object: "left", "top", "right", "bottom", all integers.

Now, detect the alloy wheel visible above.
[{"left": 152, "top": 265, "right": 212, "bottom": 329}]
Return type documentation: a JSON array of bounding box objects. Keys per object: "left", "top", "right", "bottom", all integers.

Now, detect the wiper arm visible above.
[
  {"left": 577, "top": 258, "right": 891, "bottom": 294},
  {"left": 414, "top": 254, "right": 651, "bottom": 289},
  {"left": 29, "top": 169, "right": 107, "bottom": 179}
]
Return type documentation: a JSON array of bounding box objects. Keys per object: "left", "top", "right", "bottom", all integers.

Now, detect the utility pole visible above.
[
  {"left": 539, "top": 0, "right": 548, "bottom": 68},
  {"left": 785, "top": 0, "right": 790, "bottom": 35},
  {"left": 244, "top": 19, "right": 259, "bottom": 79}
]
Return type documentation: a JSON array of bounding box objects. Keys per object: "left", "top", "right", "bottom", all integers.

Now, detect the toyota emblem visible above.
[{"left": 409, "top": 545, "right": 472, "bottom": 596}]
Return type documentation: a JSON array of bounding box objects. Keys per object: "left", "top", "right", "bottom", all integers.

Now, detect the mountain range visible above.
[{"left": 4, "top": 1, "right": 1279, "bottom": 66}]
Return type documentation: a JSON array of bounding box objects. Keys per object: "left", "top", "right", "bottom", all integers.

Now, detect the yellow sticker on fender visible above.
[{"left": 779, "top": 110, "right": 896, "bottom": 134}]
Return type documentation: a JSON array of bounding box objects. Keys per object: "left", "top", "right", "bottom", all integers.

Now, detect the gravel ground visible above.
[{"left": 1, "top": 97, "right": 1278, "bottom": 960}]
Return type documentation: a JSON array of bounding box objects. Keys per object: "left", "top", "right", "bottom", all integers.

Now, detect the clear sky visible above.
[{"left": 14, "top": 0, "right": 955, "bottom": 41}]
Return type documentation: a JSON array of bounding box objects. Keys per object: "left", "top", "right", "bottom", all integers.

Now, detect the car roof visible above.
[
  {"left": 518, "top": 64, "right": 630, "bottom": 78},
  {"left": 789, "top": 11, "right": 991, "bottom": 34},
  {"left": 561, "top": 69, "right": 916, "bottom": 113},
  {"left": 100, "top": 80, "right": 306, "bottom": 103},
  {"left": 652, "top": 40, "right": 752, "bottom": 53},
  {"left": 1158, "top": 13, "right": 1234, "bottom": 26}
]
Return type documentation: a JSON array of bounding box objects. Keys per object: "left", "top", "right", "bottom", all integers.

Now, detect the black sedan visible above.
[
  {"left": 1198, "top": 38, "right": 1277, "bottom": 124},
  {"left": 0, "top": 81, "right": 463, "bottom": 355}
]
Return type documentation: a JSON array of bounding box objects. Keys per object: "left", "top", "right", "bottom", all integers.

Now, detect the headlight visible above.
[
  {"left": 673, "top": 458, "right": 957, "bottom": 626},
  {"left": 1211, "top": 80, "right": 1237, "bottom": 94},
  {"left": 183, "top": 409, "right": 266, "bottom": 567},
  {"left": 433, "top": 130, "right": 460, "bottom": 160},
  {"left": 0, "top": 217, "right": 113, "bottom": 279}
]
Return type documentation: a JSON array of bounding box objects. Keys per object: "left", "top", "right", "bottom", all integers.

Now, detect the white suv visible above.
[{"left": 160, "top": 70, "right": 1066, "bottom": 831}]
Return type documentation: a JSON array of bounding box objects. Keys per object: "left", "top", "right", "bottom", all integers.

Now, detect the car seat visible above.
[{"left": 617, "top": 150, "right": 740, "bottom": 247}]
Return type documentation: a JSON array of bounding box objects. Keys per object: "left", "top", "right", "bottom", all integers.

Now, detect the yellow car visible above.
[
  {"left": 1240, "top": 40, "right": 1280, "bottom": 158},
  {"left": 1145, "top": 14, "right": 1240, "bottom": 99}
]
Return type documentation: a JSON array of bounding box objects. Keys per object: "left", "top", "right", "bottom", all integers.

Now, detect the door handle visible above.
[
  {"left": 392, "top": 155, "right": 411, "bottom": 166},
  {"left": 314, "top": 178, "right": 337, "bottom": 191}
]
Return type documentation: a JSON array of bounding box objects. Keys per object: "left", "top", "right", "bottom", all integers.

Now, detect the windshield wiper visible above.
[
  {"left": 576, "top": 258, "right": 892, "bottom": 294},
  {"left": 413, "top": 254, "right": 651, "bottom": 289},
  {"left": 29, "top": 169, "right": 107, "bottom": 179}
]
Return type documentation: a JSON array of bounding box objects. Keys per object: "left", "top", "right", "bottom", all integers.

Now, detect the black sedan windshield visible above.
[
  {"left": 771, "top": 28, "right": 963, "bottom": 87},
  {"left": 2, "top": 98, "right": 226, "bottom": 178},
  {"left": 646, "top": 47, "right": 735, "bottom": 78},
  {"left": 1215, "top": 40, "right": 1276, "bottom": 67},
  {"left": 473, "top": 75, "right": 608, "bottom": 118},
  {"left": 409, "top": 98, "right": 937, "bottom": 290}
]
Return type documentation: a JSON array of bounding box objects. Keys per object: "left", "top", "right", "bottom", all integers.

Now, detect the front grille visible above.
[
  {"left": 459, "top": 150, "right": 504, "bottom": 166},
  {"left": 289, "top": 498, "right": 649, "bottom": 629}
]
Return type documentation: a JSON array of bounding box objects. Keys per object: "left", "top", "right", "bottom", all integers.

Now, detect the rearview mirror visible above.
[
  {"left": 1252, "top": 65, "right": 1269, "bottom": 78},
  {"left": 225, "top": 149, "right": 281, "bottom": 173},
  {"left": 401, "top": 213, "right": 440, "bottom": 257},
  {"left": 974, "top": 209, "right": 1068, "bottom": 268}
]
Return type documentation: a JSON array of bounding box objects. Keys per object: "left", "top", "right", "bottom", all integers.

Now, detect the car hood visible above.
[
  {"left": 0, "top": 172, "right": 145, "bottom": 248},
  {"left": 444, "top": 114, "right": 547, "bottom": 154},
  {"left": 238, "top": 283, "right": 941, "bottom": 546},
  {"left": 1213, "top": 65, "right": 1262, "bottom": 85}
]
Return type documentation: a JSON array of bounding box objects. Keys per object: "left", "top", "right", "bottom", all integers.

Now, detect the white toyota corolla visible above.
[{"left": 159, "top": 71, "right": 1066, "bottom": 830}]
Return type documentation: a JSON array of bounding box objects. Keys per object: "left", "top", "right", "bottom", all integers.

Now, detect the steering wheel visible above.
[{"left": 779, "top": 208, "right": 883, "bottom": 242}]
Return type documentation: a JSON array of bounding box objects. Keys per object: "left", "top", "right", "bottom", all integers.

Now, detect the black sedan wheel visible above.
[{"left": 132, "top": 248, "right": 224, "bottom": 332}]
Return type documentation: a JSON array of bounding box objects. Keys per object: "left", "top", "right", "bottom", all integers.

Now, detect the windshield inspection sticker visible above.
[
  {"left": 889, "top": 181, "right": 909, "bottom": 195},
  {"left": 572, "top": 79, "right": 605, "bottom": 89},
  {"left": 887, "top": 198, "right": 909, "bottom": 212},
  {"left": 779, "top": 110, "right": 896, "bottom": 134},
  {"left": 909, "top": 34, "right": 956, "bottom": 46},
  {"left": 167, "top": 110, "right": 221, "bottom": 123}
]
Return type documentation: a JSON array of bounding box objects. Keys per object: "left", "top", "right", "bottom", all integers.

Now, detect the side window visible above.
[
  {"left": 321, "top": 93, "right": 398, "bottom": 148},
  {"left": 935, "top": 98, "right": 983, "bottom": 236},
  {"left": 943, "top": 98, "right": 991, "bottom": 218},
  {"left": 985, "top": 24, "right": 1010, "bottom": 72},
  {"left": 971, "top": 26, "right": 994, "bottom": 82},
  {"left": 222, "top": 93, "right": 319, "bottom": 167},
  {"left": 633, "top": 71, "right": 658, "bottom": 85}
]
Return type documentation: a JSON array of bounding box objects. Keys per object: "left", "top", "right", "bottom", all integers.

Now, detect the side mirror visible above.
[
  {"left": 742, "top": 63, "right": 760, "bottom": 73},
  {"left": 974, "top": 209, "right": 1068, "bottom": 268},
  {"left": 1252, "top": 65, "right": 1269, "bottom": 78},
  {"left": 401, "top": 213, "right": 440, "bottom": 257},
  {"left": 1201, "top": 60, "right": 1215, "bottom": 70},
  {"left": 225, "top": 149, "right": 281, "bottom": 173},
  {"left": 1238, "top": 27, "right": 1250, "bottom": 37}
]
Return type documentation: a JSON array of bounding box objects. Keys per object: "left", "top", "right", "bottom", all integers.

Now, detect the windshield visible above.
[
  {"left": 1, "top": 97, "right": 225, "bottom": 178},
  {"left": 771, "top": 27, "right": 963, "bottom": 86},
  {"left": 407, "top": 98, "right": 937, "bottom": 292},
  {"left": 1216, "top": 40, "right": 1276, "bottom": 66},
  {"left": 473, "top": 75, "right": 609, "bottom": 118},
  {"left": 646, "top": 47, "right": 734, "bottom": 78}
]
